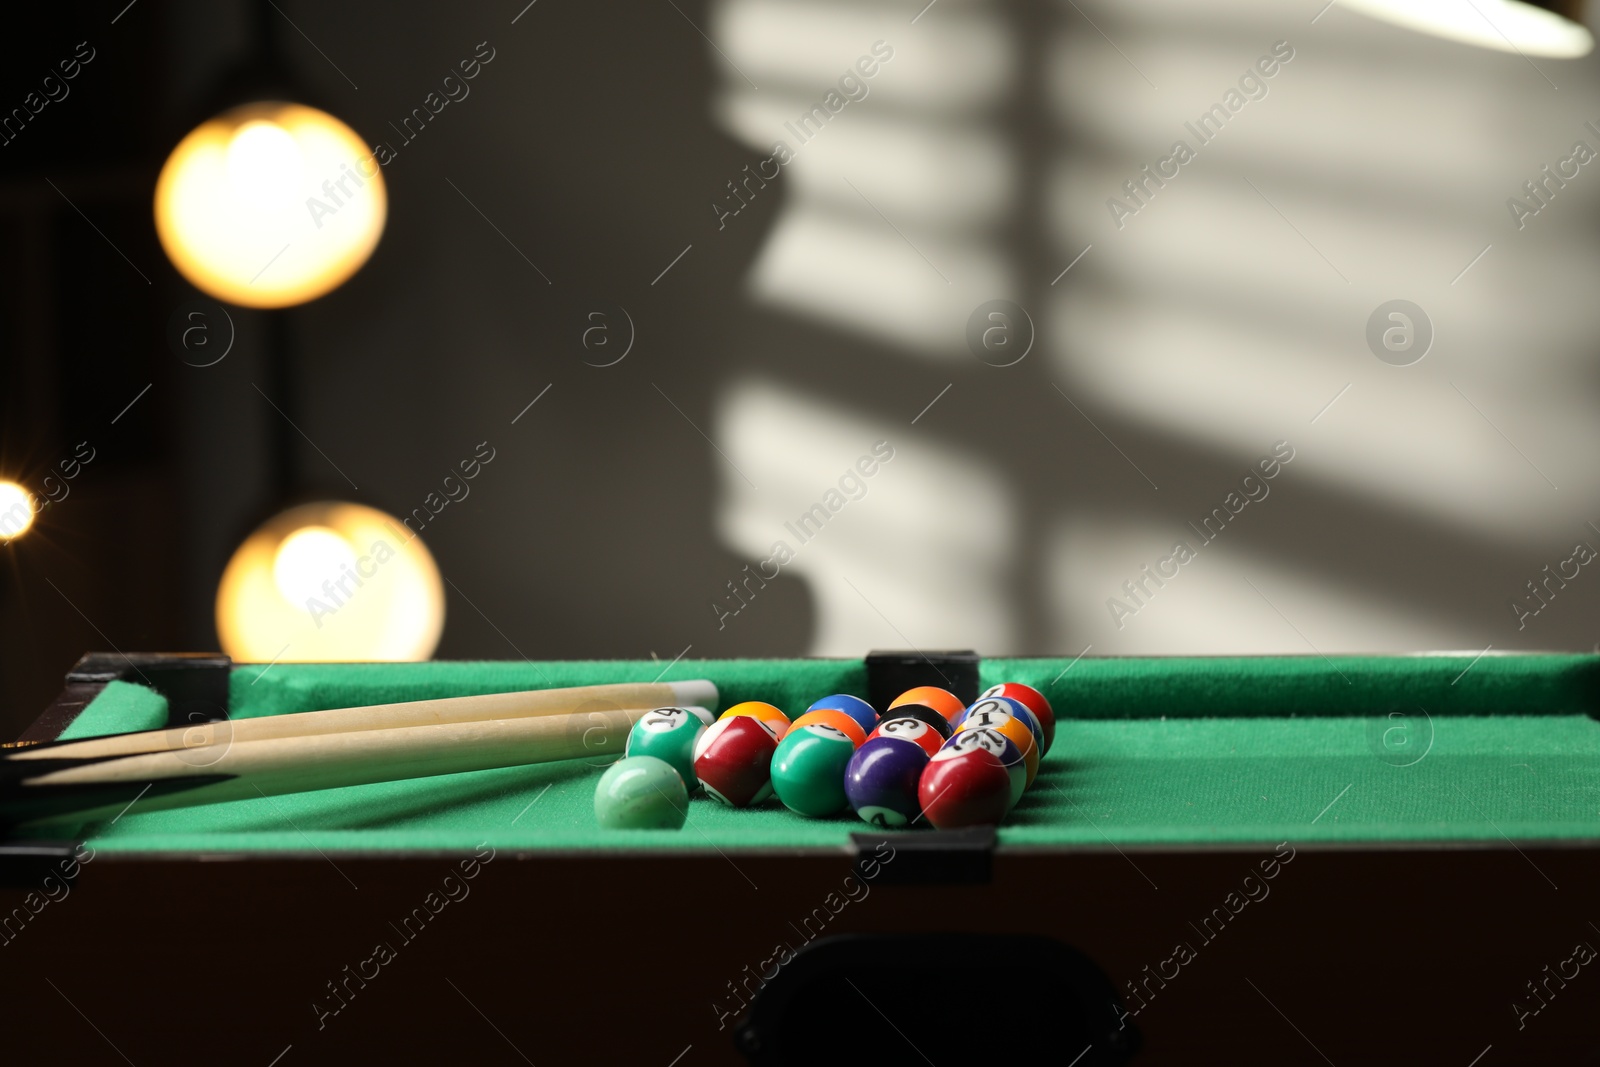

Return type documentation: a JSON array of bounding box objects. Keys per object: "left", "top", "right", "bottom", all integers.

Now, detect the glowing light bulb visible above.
[
  {"left": 225, "top": 120, "right": 305, "bottom": 206},
  {"left": 0, "top": 481, "right": 34, "bottom": 540},
  {"left": 272, "top": 525, "right": 358, "bottom": 607},
  {"left": 1341, "top": 0, "right": 1593, "bottom": 58},
  {"left": 155, "top": 102, "right": 386, "bottom": 308},
  {"left": 217, "top": 502, "right": 444, "bottom": 662}
]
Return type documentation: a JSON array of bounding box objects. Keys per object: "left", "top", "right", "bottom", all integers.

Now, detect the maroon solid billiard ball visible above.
[
  {"left": 979, "top": 682, "right": 1055, "bottom": 753},
  {"left": 693, "top": 715, "right": 779, "bottom": 807},
  {"left": 866, "top": 715, "right": 943, "bottom": 757},
  {"left": 918, "top": 745, "right": 1010, "bottom": 829}
]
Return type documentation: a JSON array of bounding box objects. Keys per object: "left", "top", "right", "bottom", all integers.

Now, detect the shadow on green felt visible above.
[{"left": 86, "top": 758, "right": 604, "bottom": 837}]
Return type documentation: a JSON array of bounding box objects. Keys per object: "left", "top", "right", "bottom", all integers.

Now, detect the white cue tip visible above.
[{"left": 668, "top": 679, "right": 718, "bottom": 711}]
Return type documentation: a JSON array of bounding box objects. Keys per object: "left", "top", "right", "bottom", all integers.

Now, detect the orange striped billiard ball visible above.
[
  {"left": 719, "top": 701, "right": 791, "bottom": 740},
  {"left": 789, "top": 709, "right": 868, "bottom": 747}
]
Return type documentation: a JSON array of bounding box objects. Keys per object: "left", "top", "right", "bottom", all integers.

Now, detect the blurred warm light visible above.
[
  {"left": 155, "top": 102, "right": 386, "bottom": 308},
  {"left": 272, "top": 525, "right": 358, "bottom": 606},
  {"left": 1341, "top": 0, "right": 1593, "bottom": 57},
  {"left": 0, "top": 481, "right": 34, "bottom": 541},
  {"left": 216, "top": 502, "right": 443, "bottom": 662}
]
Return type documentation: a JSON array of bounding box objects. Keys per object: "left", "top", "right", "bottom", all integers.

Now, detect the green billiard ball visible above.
[
  {"left": 593, "top": 756, "right": 688, "bottom": 830},
  {"left": 625, "top": 707, "right": 708, "bottom": 791},
  {"left": 770, "top": 722, "right": 858, "bottom": 818}
]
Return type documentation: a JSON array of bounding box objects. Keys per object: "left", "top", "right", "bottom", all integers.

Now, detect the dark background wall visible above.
[
  {"left": 0, "top": 3, "right": 182, "bottom": 734},
  {"left": 4, "top": 0, "right": 1600, "bottom": 739},
  {"left": 0, "top": 0, "right": 820, "bottom": 738}
]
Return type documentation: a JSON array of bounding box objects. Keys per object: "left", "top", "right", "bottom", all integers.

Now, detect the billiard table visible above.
[{"left": 3, "top": 651, "right": 1598, "bottom": 1065}]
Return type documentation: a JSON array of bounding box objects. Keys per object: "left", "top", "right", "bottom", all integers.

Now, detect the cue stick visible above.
[
  {"left": 3, "top": 704, "right": 693, "bottom": 828},
  {"left": 3, "top": 679, "right": 718, "bottom": 764}
]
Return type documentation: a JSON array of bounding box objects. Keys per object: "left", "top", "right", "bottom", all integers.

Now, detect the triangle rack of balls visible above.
[{"left": 594, "top": 683, "right": 1055, "bottom": 831}]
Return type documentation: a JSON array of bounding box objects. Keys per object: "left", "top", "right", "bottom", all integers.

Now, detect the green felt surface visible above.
[
  {"left": 57, "top": 680, "right": 169, "bottom": 740},
  {"left": 32, "top": 655, "right": 1600, "bottom": 854}
]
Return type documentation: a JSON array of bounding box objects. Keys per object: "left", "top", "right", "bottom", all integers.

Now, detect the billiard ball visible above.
[
  {"left": 806, "top": 694, "right": 877, "bottom": 736},
  {"left": 720, "top": 700, "right": 792, "bottom": 740},
  {"left": 889, "top": 686, "right": 966, "bottom": 726},
  {"left": 790, "top": 709, "right": 868, "bottom": 747},
  {"left": 980, "top": 682, "right": 1055, "bottom": 753},
  {"left": 918, "top": 745, "right": 1010, "bottom": 829},
  {"left": 593, "top": 756, "right": 688, "bottom": 830},
  {"left": 866, "top": 715, "right": 943, "bottom": 757},
  {"left": 770, "top": 722, "right": 858, "bottom": 817},
  {"left": 694, "top": 715, "right": 780, "bottom": 806},
  {"left": 941, "top": 728, "right": 1026, "bottom": 809},
  {"left": 955, "top": 703, "right": 1039, "bottom": 788},
  {"left": 844, "top": 736, "right": 930, "bottom": 828},
  {"left": 624, "top": 707, "right": 708, "bottom": 791},
  {"left": 883, "top": 702, "right": 953, "bottom": 742},
  {"left": 962, "top": 696, "right": 1043, "bottom": 757}
]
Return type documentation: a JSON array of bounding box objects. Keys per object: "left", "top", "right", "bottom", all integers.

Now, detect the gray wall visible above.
[{"left": 172, "top": 0, "right": 1600, "bottom": 662}]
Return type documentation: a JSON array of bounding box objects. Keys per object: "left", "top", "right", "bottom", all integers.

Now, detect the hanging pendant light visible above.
[{"left": 1339, "top": 0, "right": 1592, "bottom": 58}]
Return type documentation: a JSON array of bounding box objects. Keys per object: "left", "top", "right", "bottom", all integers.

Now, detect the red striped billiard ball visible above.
[
  {"left": 881, "top": 703, "right": 953, "bottom": 743},
  {"left": 979, "top": 682, "right": 1055, "bottom": 753},
  {"left": 867, "top": 715, "right": 943, "bottom": 757},
  {"left": 694, "top": 715, "right": 780, "bottom": 807},
  {"left": 918, "top": 745, "right": 1010, "bottom": 829}
]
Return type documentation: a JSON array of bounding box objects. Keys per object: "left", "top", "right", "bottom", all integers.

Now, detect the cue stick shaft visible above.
[
  {"left": 5, "top": 679, "right": 717, "bottom": 764},
  {"left": 7, "top": 705, "right": 677, "bottom": 827}
]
